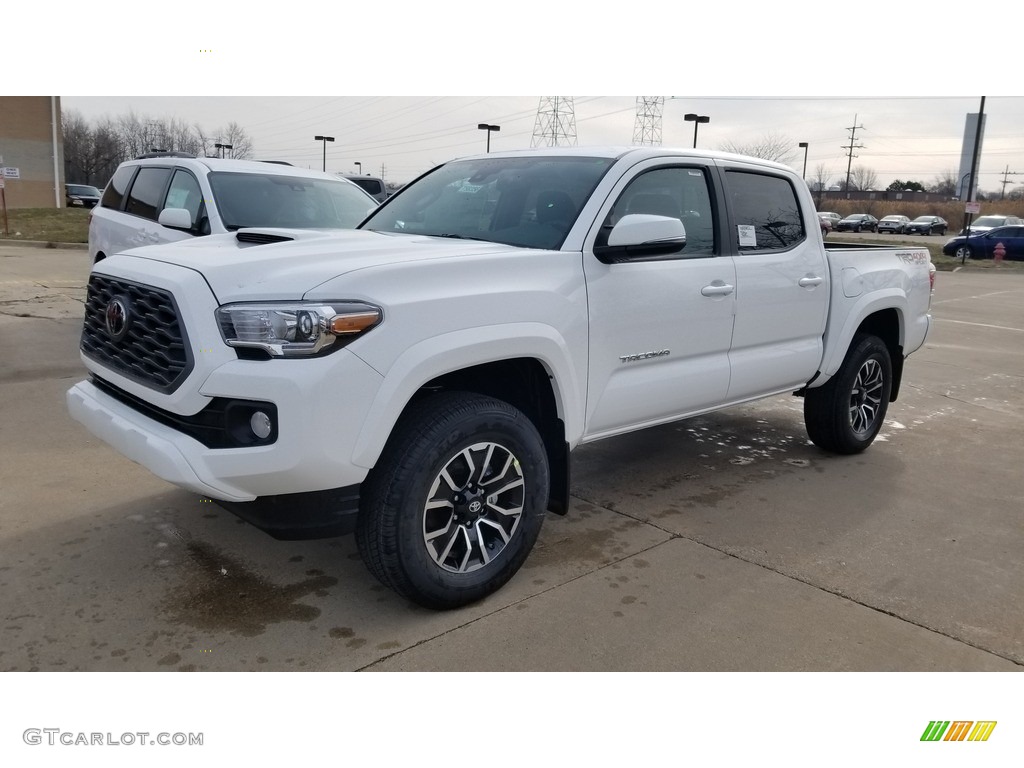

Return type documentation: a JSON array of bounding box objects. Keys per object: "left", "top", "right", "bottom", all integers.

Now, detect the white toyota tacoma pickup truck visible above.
[{"left": 67, "top": 147, "right": 934, "bottom": 609}]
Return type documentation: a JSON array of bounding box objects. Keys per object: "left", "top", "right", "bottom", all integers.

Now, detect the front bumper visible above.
[{"left": 67, "top": 346, "right": 385, "bottom": 504}]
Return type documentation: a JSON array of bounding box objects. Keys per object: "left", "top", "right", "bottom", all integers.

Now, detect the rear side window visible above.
[
  {"left": 725, "top": 170, "right": 805, "bottom": 251},
  {"left": 353, "top": 178, "right": 383, "bottom": 197},
  {"left": 100, "top": 165, "right": 137, "bottom": 210},
  {"left": 124, "top": 167, "right": 172, "bottom": 221}
]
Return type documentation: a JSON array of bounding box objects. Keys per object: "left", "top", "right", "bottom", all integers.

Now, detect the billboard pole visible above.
[{"left": 962, "top": 96, "right": 986, "bottom": 254}]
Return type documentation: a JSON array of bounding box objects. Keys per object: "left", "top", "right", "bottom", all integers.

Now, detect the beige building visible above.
[{"left": 0, "top": 96, "right": 65, "bottom": 209}]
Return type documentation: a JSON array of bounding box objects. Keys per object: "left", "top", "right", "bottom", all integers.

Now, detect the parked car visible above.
[
  {"left": 958, "top": 214, "right": 1023, "bottom": 235},
  {"left": 89, "top": 154, "right": 378, "bottom": 263},
  {"left": 905, "top": 215, "right": 948, "bottom": 235},
  {"left": 817, "top": 213, "right": 833, "bottom": 237},
  {"left": 65, "top": 184, "right": 102, "bottom": 208},
  {"left": 942, "top": 225, "right": 1024, "bottom": 260},
  {"left": 818, "top": 211, "right": 842, "bottom": 230},
  {"left": 339, "top": 173, "right": 389, "bottom": 202},
  {"left": 835, "top": 213, "right": 878, "bottom": 233},
  {"left": 877, "top": 215, "right": 911, "bottom": 234}
]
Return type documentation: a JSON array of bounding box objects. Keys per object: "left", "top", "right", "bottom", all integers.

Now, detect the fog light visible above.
[{"left": 250, "top": 411, "right": 273, "bottom": 439}]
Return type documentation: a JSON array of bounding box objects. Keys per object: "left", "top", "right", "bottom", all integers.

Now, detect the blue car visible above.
[{"left": 942, "top": 226, "right": 1024, "bottom": 260}]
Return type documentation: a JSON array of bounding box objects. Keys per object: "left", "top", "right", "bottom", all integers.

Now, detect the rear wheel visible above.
[
  {"left": 357, "top": 392, "right": 549, "bottom": 610},
  {"left": 804, "top": 334, "right": 892, "bottom": 454}
]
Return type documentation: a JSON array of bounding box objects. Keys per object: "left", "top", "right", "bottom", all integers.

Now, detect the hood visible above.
[{"left": 117, "top": 228, "right": 532, "bottom": 302}]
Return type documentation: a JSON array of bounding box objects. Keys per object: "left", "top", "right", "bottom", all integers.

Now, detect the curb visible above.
[{"left": 0, "top": 239, "right": 88, "bottom": 250}]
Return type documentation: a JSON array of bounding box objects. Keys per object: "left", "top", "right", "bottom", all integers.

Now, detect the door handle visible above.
[
  {"left": 798, "top": 276, "right": 824, "bottom": 288},
  {"left": 701, "top": 282, "right": 735, "bottom": 297}
]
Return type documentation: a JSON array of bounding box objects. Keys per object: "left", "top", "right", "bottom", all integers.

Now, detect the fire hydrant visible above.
[{"left": 993, "top": 241, "right": 1006, "bottom": 263}]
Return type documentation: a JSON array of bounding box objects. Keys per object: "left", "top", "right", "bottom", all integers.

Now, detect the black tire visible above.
[
  {"left": 356, "top": 391, "right": 549, "bottom": 610},
  {"left": 955, "top": 245, "right": 973, "bottom": 260},
  {"left": 804, "top": 334, "right": 892, "bottom": 454}
]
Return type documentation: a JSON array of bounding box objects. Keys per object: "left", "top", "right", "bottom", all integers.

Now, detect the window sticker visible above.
[{"left": 738, "top": 224, "right": 757, "bottom": 247}]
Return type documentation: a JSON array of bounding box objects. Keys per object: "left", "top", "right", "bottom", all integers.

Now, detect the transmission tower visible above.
[
  {"left": 632, "top": 97, "right": 664, "bottom": 146},
  {"left": 841, "top": 114, "right": 865, "bottom": 193},
  {"left": 531, "top": 97, "right": 578, "bottom": 148}
]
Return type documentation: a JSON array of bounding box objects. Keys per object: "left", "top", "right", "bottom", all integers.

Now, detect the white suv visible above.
[{"left": 89, "top": 154, "right": 378, "bottom": 263}]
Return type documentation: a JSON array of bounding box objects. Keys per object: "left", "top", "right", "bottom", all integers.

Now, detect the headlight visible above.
[{"left": 216, "top": 301, "right": 382, "bottom": 358}]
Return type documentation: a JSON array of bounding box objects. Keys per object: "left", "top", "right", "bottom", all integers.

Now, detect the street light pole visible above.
[
  {"left": 314, "top": 135, "right": 335, "bottom": 172},
  {"left": 798, "top": 142, "right": 809, "bottom": 180},
  {"left": 477, "top": 123, "right": 500, "bottom": 153},
  {"left": 354, "top": 161, "right": 362, "bottom": 175},
  {"left": 214, "top": 142, "right": 232, "bottom": 159},
  {"left": 683, "top": 113, "right": 710, "bottom": 148}
]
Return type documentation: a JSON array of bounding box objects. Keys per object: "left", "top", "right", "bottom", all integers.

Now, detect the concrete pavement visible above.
[{"left": 0, "top": 245, "right": 1021, "bottom": 671}]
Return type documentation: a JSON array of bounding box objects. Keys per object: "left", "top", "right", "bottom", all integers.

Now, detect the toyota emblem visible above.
[{"left": 104, "top": 297, "right": 131, "bottom": 341}]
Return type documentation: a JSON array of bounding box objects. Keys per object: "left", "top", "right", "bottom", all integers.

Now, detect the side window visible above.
[
  {"left": 725, "top": 170, "right": 805, "bottom": 252},
  {"left": 163, "top": 169, "right": 203, "bottom": 229},
  {"left": 100, "top": 165, "right": 136, "bottom": 210},
  {"left": 355, "top": 179, "right": 383, "bottom": 197},
  {"left": 600, "top": 166, "right": 715, "bottom": 256},
  {"left": 124, "top": 167, "right": 172, "bottom": 221}
]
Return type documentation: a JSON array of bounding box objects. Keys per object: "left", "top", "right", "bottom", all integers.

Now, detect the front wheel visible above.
[
  {"left": 955, "top": 245, "right": 973, "bottom": 260},
  {"left": 357, "top": 392, "right": 549, "bottom": 610},
  {"left": 804, "top": 334, "right": 892, "bottom": 454}
]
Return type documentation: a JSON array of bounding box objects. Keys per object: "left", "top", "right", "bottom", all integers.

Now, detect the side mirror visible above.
[
  {"left": 158, "top": 207, "right": 194, "bottom": 231},
  {"left": 594, "top": 214, "right": 687, "bottom": 263}
]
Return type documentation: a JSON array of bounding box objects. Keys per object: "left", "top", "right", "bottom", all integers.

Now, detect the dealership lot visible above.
[{"left": 0, "top": 244, "right": 1021, "bottom": 671}]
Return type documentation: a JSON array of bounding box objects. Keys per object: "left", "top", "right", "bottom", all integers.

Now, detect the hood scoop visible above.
[{"left": 235, "top": 228, "right": 343, "bottom": 246}]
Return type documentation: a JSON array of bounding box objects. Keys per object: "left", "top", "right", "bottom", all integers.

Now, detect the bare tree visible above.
[
  {"left": 851, "top": 166, "right": 879, "bottom": 191},
  {"left": 929, "top": 169, "right": 958, "bottom": 196},
  {"left": 62, "top": 109, "right": 95, "bottom": 184},
  {"left": 809, "top": 163, "right": 832, "bottom": 192},
  {"left": 63, "top": 111, "right": 257, "bottom": 185},
  {"left": 207, "top": 122, "right": 253, "bottom": 159},
  {"left": 719, "top": 132, "right": 797, "bottom": 164},
  {"left": 115, "top": 111, "right": 152, "bottom": 159},
  {"left": 62, "top": 110, "right": 123, "bottom": 185}
]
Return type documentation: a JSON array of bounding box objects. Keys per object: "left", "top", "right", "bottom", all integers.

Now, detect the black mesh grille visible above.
[{"left": 81, "top": 275, "right": 193, "bottom": 393}]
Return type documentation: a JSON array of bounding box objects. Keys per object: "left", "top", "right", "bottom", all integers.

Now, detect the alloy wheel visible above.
[{"left": 422, "top": 441, "right": 525, "bottom": 574}]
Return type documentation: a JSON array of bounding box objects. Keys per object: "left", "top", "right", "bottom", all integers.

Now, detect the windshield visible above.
[
  {"left": 971, "top": 216, "right": 1005, "bottom": 227},
  {"left": 208, "top": 172, "right": 377, "bottom": 230},
  {"left": 69, "top": 185, "right": 101, "bottom": 196},
  {"left": 360, "top": 155, "right": 616, "bottom": 249}
]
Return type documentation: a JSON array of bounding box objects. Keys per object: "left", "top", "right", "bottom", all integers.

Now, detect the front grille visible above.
[{"left": 81, "top": 275, "right": 193, "bottom": 393}]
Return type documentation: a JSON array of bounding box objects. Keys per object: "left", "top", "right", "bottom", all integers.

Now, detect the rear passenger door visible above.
[{"left": 719, "top": 165, "right": 829, "bottom": 400}]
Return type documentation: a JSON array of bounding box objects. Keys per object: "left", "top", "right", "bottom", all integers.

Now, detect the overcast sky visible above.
[
  {"left": 58, "top": 95, "right": 1024, "bottom": 194},
  {"left": 14, "top": 3, "right": 1024, "bottom": 194}
]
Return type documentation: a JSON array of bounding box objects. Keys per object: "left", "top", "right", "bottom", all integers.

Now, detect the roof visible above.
[{"left": 452, "top": 145, "right": 794, "bottom": 173}]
